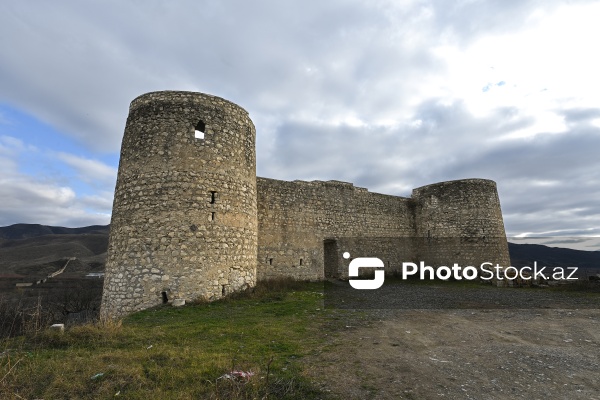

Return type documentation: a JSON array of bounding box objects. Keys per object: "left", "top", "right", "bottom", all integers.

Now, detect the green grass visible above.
[
  {"left": 1, "top": 281, "right": 335, "bottom": 399},
  {"left": 5, "top": 278, "right": 596, "bottom": 398}
]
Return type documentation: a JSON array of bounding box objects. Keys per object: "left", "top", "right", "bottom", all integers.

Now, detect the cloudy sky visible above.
[{"left": 1, "top": 0, "right": 599, "bottom": 247}]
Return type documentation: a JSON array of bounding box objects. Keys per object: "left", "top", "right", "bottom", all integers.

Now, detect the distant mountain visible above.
[
  {"left": 0, "top": 224, "right": 109, "bottom": 240},
  {"left": 508, "top": 242, "right": 600, "bottom": 270},
  {"left": 0, "top": 224, "right": 109, "bottom": 279}
]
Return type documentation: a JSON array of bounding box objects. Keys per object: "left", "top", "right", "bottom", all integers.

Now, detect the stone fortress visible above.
[{"left": 101, "top": 91, "right": 510, "bottom": 319}]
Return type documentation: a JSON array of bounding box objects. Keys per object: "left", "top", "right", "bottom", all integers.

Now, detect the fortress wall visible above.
[
  {"left": 256, "top": 178, "right": 414, "bottom": 280},
  {"left": 100, "top": 90, "right": 513, "bottom": 319},
  {"left": 101, "top": 91, "right": 257, "bottom": 319},
  {"left": 411, "top": 179, "right": 510, "bottom": 269}
]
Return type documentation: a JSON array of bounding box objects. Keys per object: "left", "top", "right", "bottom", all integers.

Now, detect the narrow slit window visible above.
[
  {"left": 269, "top": 258, "right": 273, "bottom": 265},
  {"left": 211, "top": 212, "right": 216, "bottom": 221},
  {"left": 299, "top": 258, "right": 303, "bottom": 266},
  {"left": 194, "top": 120, "right": 205, "bottom": 140},
  {"left": 210, "top": 191, "right": 217, "bottom": 204},
  {"left": 161, "top": 291, "right": 168, "bottom": 304}
]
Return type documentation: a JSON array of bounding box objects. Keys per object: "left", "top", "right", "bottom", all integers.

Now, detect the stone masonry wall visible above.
[
  {"left": 257, "top": 178, "right": 510, "bottom": 281},
  {"left": 256, "top": 178, "right": 415, "bottom": 280},
  {"left": 101, "top": 91, "right": 257, "bottom": 319}
]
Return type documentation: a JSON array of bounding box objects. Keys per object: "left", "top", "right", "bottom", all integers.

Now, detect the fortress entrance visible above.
[{"left": 323, "top": 239, "right": 340, "bottom": 279}]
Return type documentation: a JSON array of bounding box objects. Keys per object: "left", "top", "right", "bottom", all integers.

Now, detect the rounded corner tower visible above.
[
  {"left": 101, "top": 91, "right": 258, "bottom": 319},
  {"left": 411, "top": 178, "right": 510, "bottom": 268}
]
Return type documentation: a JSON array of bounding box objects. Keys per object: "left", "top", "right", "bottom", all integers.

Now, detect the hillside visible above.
[
  {"left": 508, "top": 242, "right": 600, "bottom": 270},
  {"left": 0, "top": 224, "right": 109, "bottom": 240},
  {"left": 0, "top": 225, "right": 108, "bottom": 304},
  {"left": 0, "top": 232, "right": 107, "bottom": 277},
  {"left": 1, "top": 282, "right": 330, "bottom": 399}
]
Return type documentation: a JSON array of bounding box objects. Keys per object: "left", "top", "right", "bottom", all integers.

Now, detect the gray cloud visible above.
[
  {"left": 0, "top": 0, "right": 462, "bottom": 151},
  {"left": 0, "top": 137, "right": 112, "bottom": 226},
  {"left": 57, "top": 153, "right": 117, "bottom": 188},
  {"left": 0, "top": 177, "right": 110, "bottom": 227},
  {"left": 0, "top": 0, "right": 598, "bottom": 236},
  {"left": 562, "top": 108, "right": 600, "bottom": 127}
]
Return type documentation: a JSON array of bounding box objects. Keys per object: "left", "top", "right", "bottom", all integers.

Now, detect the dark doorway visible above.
[{"left": 323, "top": 239, "right": 339, "bottom": 279}]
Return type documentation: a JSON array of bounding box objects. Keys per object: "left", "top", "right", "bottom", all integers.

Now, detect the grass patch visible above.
[{"left": 1, "top": 281, "right": 334, "bottom": 399}]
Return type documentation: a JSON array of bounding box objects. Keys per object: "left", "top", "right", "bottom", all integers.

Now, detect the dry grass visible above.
[{"left": 1, "top": 281, "right": 333, "bottom": 399}]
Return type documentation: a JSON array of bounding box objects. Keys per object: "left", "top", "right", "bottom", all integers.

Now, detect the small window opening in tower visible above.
[
  {"left": 161, "top": 291, "right": 168, "bottom": 304},
  {"left": 210, "top": 191, "right": 217, "bottom": 204},
  {"left": 211, "top": 212, "right": 216, "bottom": 221},
  {"left": 221, "top": 285, "right": 226, "bottom": 296},
  {"left": 194, "top": 120, "right": 205, "bottom": 140},
  {"left": 269, "top": 258, "right": 273, "bottom": 265},
  {"left": 299, "top": 258, "right": 303, "bottom": 266}
]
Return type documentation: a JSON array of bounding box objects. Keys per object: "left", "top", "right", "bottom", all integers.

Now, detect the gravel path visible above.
[
  {"left": 306, "top": 282, "right": 600, "bottom": 399},
  {"left": 324, "top": 280, "right": 600, "bottom": 309}
]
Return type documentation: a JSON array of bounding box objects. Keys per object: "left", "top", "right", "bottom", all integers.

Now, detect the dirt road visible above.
[{"left": 308, "top": 285, "right": 600, "bottom": 399}]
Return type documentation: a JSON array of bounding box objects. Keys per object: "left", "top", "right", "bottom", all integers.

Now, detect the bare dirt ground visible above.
[{"left": 306, "top": 285, "right": 600, "bottom": 399}]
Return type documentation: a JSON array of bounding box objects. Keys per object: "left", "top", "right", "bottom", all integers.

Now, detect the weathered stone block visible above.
[{"left": 172, "top": 299, "right": 185, "bottom": 307}]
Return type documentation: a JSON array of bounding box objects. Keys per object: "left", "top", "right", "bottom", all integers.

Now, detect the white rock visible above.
[{"left": 172, "top": 299, "right": 185, "bottom": 307}]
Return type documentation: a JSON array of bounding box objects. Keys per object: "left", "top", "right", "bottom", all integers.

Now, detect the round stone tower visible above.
[
  {"left": 101, "top": 91, "right": 257, "bottom": 319},
  {"left": 411, "top": 178, "right": 510, "bottom": 269}
]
